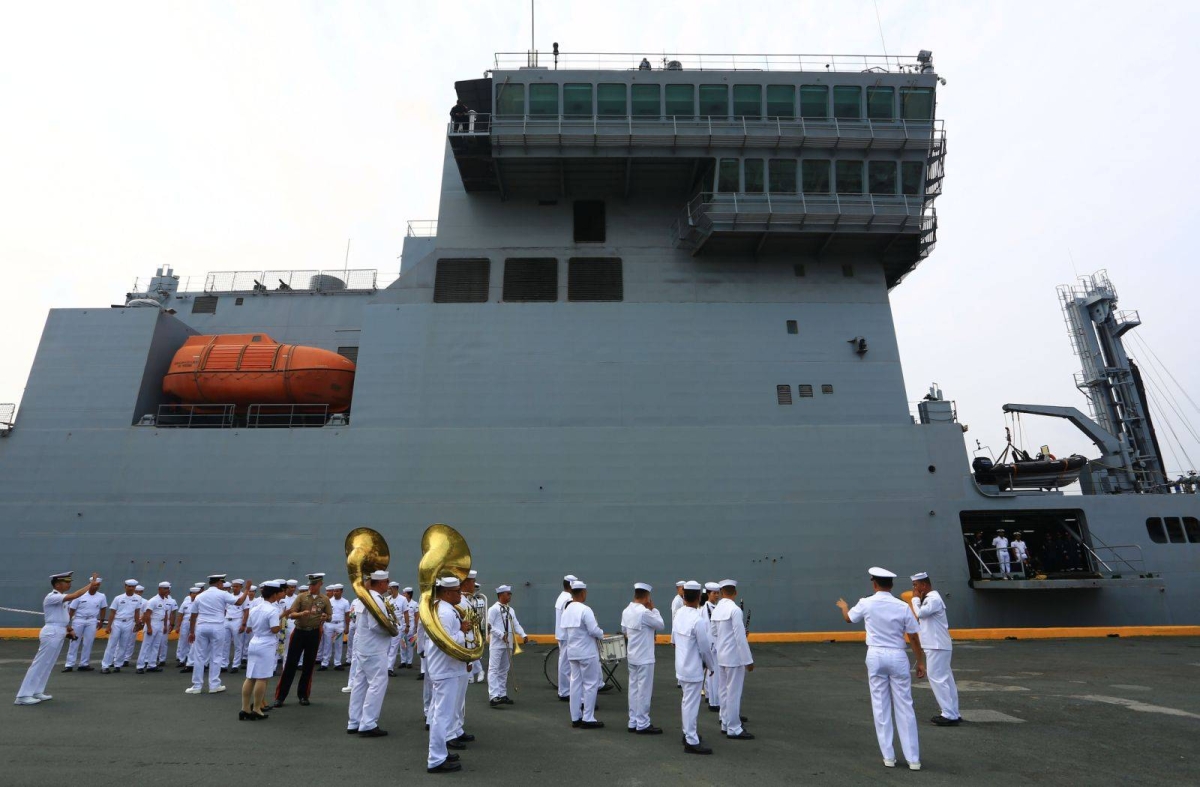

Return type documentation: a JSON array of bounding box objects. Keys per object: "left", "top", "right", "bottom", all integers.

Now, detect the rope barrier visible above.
[{"left": 0, "top": 606, "right": 43, "bottom": 615}]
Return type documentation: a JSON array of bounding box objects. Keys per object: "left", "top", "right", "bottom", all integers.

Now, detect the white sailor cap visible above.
[
  {"left": 564, "top": 574, "right": 578, "bottom": 582},
  {"left": 467, "top": 570, "right": 478, "bottom": 580},
  {"left": 634, "top": 582, "right": 652, "bottom": 592},
  {"left": 135, "top": 585, "right": 145, "bottom": 592},
  {"left": 704, "top": 582, "right": 720, "bottom": 592},
  {"left": 495, "top": 584, "right": 512, "bottom": 594},
  {"left": 94, "top": 577, "right": 103, "bottom": 583},
  {"left": 675, "top": 580, "right": 686, "bottom": 587},
  {"left": 189, "top": 586, "right": 202, "bottom": 593},
  {"left": 436, "top": 576, "right": 461, "bottom": 589},
  {"left": 868, "top": 566, "right": 897, "bottom": 579},
  {"left": 262, "top": 581, "right": 282, "bottom": 589},
  {"left": 207, "top": 574, "right": 225, "bottom": 582},
  {"left": 403, "top": 587, "right": 413, "bottom": 593},
  {"left": 389, "top": 581, "right": 400, "bottom": 588},
  {"left": 287, "top": 579, "right": 299, "bottom": 587},
  {"left": 910, "top": 571, "right": 929, "bottom": 582},
  {"left": 718, "top": 579, "right": 737, "bottom": 588},
  {"left": 231, "top": 578, "right": 245, "bottom": 585},
  {"left": 368, "top": 570, "right": 388, "bottom": 582},
  {"left": 250, "top": 585, "right": 258, "bottom": 591},
  {"left": 328, "top": 583, "right": 344, "bottom": 590},
  {"left": 126, "top": 579, "right": 139, "bottom": 586},
  {"left": 221, "top": 582, "right": 231, "bottom": 589},
  {"left": 306, "top": 573, "right": 325, "bottom": 583},
  {"left": 570, "top": 580, "right": 587, "bottom": 590},
  {"left": 683, "top": 580, "right": 703, "bottom": 591},
  {"left": 158, "top": 581, "right": 171, "bottom": 589}
]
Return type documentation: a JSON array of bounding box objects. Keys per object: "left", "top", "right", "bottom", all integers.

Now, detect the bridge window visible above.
[
  {"left": 563, "top": 83, "right": 593, "bottom": 117},
  {"left": 869, "top": 161, "right": 897, "bottom": 195},
  {"left": 744, "top": 159, "right": 765, "bottom": 193},
  {"left": 867, "top": 86, "right": 895, "bottom": 120},
  {"left": 665, "top": 84, "right": 695, "bottom": 118},
  {"left": 802, "top": 159, "right": 831, "bottom": 193},
  {"left": 568, "top": 258, "right": 623, "bottom": 301},
  {"left": 631, "top": 84, "right": 660, "bottom": 117},
  {"left": 573, "top": 200, "right": 606, "bottom": 243},
  {"left": 699, "top": 84, "right": 728, "bottom": 118},
  {"left": 733, "top": 85, "right": 762, "bottom": 119},
  {"left": 717, "top": 158, "right": 740, "bottom": 192},
  {"left": 901, "top": 87, "right": 935, "bottom": 120},
  {"left": 1164, "top": 516, "right": 1187, "bottom": 543},
  {"left": 433, "top": 258, "right": 490, "bottom": 303},
  {"left": 833, "top": 86, "right": 862, "bottom": 120},
  {"left": 1146, "top": 518, "right": 1167, "bottom": 544},
  {"left": 496, "top": 83, "right": 525, "bottom": 116},
  {"left": 766, "top": 85, "right": 795, "bottom": 119},
  {"left": 529, "top": 83, "right": 557, "bottom": 116},
  {"left": 1185, "top": 517, "right": 1200, "bottom": 543},
  {"left": 901, "top": 161, "right": 924, "bottom": 195},
  {"left": 800, "top": 85, "right": 829, "bottom": 119},
  {"left": 769, "top": 159, "right": 797, "bottom": 194},
  {"left": 835, "top": 160, "right": 864, "bottom": 194},
  {"left": 597, "top": 83, "right": 627, "bottom": 116}
]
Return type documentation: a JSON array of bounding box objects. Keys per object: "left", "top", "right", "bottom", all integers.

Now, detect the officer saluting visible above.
[
  {"left": 910, "top": 571, "right": 961, "bottom": 725},
  {"left": 15, "top": 571, "right": 100, "bottom": 705},
  {"left": 836, "top": 567, "right": 926, "bottom": 771}
]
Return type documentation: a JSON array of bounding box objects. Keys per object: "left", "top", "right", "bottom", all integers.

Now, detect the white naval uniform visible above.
[
  {"left": 157, "top": 595, "right": 178, "bottom": 664},
  {"left": 15, "top": 589, "right": 72, "bottom": 701},
  {"left": 65, "top": 590, "right": 107, "bottom": 668},
  {"left": 912, "top": 590, "right": 959, "bottom": 721},
  {"left": 245, "top": 603, "right": 281, "bottom": 680},
  {"left": 344, "top": 598, "right": 365, "bottom": 692},
  {"left": 137, "top": 594, "right": 173, "bottom": 669},
  {"left": 385, "top": 593, "right": 404, "bottom": 669},
  {"left": 120, "top": 594, "right": 145, "bottom": 665},
  {"left": 621, "top": 601, "right": 664, "bottom": 731},
  {"left": 101, "top": 593, "right": 141, "bottom": 670},
  {"left": 711, "top": 598, "right": 753, "bottom": 736},
  {"left": 426, "top": 599, "right": 467, "bottom": 770},
  {"left": 348, "top": 591, "right": 395, "bottom": 732},
  {"left": 399, "top": 596, "right": 417, "bottom": 665},
  {"left": 1012, "top": 538, "right": 1029, "bottom": 572},
  {"left": 561, "top": 599, "right": 603, "bottom": 723},
  {"left": 700, "top": 600, "right": 720, "bottom": 708},
  {"left": 323, "top": 596, "right": 351, "bottom": 667},
  {"left": 486, "top": 601, "right": 527, "bottom": 700},
  {"left": 176, "top": 597, "right": 195, "bottom": 663},
  {"left": 670, "top": 593, "right": 684, "bottom": 629},
  {"left": 554, "top": 590, "right": 572, "bottom": 698},
  {"left": 672, "top": 605, "right": 714, "bottom": 746},
  {"left": 848, "top": 591, "right": 920, "bottom": 765},
  {"left": 418, "top": 618, "right": 433, "bottom": 717},
  {"left": 992, "top": 535, "right": 1011, "bottom": 575},
  {"left": 222, "top": 591, "right": 246, "bottom": 669},
  {"left": 191, "top": 586, "right": 241, "bottom": 691},
  {"left": 452, "top": 601, "right": 478, "bottom": 738}
]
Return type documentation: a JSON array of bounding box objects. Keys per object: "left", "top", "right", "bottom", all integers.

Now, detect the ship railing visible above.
[
  {"left": 0, "top": 403, "right": 15, "bottom": 436},
  {"left": 201, "top": 269, "right": 378, "bottom": 294},
  {"left": 156, "top": 404, "right": 236, "bottom": 429},
  {"left": 1084, "top": 544, "right": 1147, "bottom": 577},
  {"left": 458, "top": 113, "right": 943, "bottom": 153},
  {"left": 246, "top": 404, "right": 330, "bottom": 429},
  {"left": 492, "top": 51, "right": 927, "bottom": 74},
  {"left": 406, "top": 220, "right": 438, "bottom": 237},
  {"left": 680, "top": 191, "right": 933, "bottom": 231},
  {"left": 969, "top": 546, "right": 1029, "bottom": 580}
]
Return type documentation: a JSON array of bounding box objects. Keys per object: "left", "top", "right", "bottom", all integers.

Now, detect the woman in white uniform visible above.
[{"left": 241, "top": 582, "right": 283, "bottom": 720}]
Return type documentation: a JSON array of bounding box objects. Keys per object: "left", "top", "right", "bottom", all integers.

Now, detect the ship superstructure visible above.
[{"left": 1, "top": 51, "right": 1196, "bottom": 633}]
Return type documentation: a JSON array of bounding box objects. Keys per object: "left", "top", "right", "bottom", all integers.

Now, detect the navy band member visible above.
[
  {"left": 15, "top": 571, "right": 100, "bottom": 705},
  {"left": 910, "top": 571, "right": 960, "bottom": 725},
  {"left": 672, "top": 580, "right": 714, "bottom": 754},
  {"left": 426, "top": 576, "right": 467, "bottom": 773},
  {"left": 348, "top": 570, "right": 395, "bottom": 736},
  {"left": 711, "top": 579, "right": 754, "bottom": 739},
  {"left": 561, "top": 580, "right": 604, "bottom": 728},
  {"left": 621, "top": 582, "right": 664, "bottom": 734},
  {"left": 487, "top": 584, "right": 529, "bottom": 706}
]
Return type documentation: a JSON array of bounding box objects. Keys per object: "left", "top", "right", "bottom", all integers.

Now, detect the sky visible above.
[{"left": 1, "top": 1, "right": 1198, "bottom": 476}]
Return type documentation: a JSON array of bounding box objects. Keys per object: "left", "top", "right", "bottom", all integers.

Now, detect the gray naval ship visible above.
[{"left": 2, "top": 50, "right": 1197, "bottom": 633}]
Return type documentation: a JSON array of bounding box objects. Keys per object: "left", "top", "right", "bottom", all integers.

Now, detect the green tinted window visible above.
[
  {"left": 836, "top": 160, "right": 864, "bottom": 194},
  {"left": 717, "top": 158, "right": 740, "bottom": 192},
  {"left": 866, "top": 87, "right": 895, "bottom": 120},
  {"left": 529, "top": 83, "right": 558, "bottom": 116},
  {"left": 901, "top": 161, "right": 924, "bottom": 195},
  {"left": 665, "top": 84, "right": 694, "bottom": 118},
  {"left": 597, "top": 83, "right": 627, "bottom": 116},
  {"left": 563, "top": 83, "right": 593, "bottom": 117},
  {"left": 868, "top": 161, "right": 897, "bottom": 194},
  {"left": 733, "top": 85, "right": 762, "bottom": 119},
  {"left": 699, "top": 84, "right": 728, "bottom": 118},
  {"left": 496, "top": 83, "right": 525, "bottom": 116},
  {"left": 901, "top": 87, "right": 935, "bottom": 120},
  {"left": 799, "top": 85, "right": 828, "bottom": 119},
  {"left": 801, "top": 160, "right": 831, "bottom": 193},
  {"left": 631, "top": 84, "right": 660, "bottom": 117},
  {"left": 744, "top": 159, "right": 764, "bottom": 193},
  {"left": 766, "top": 85, "right": 795, "bottom": 119},
  {"left": 833, "top": 86, "right": 862, "bottom": 120},
  {"left": 769, "top": 159, "right": 797, "bottom": 193}
]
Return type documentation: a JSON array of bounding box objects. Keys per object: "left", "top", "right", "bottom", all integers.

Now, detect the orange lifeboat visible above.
[{"left": 163, "top": 334, "right": 355, "bottom": 413}]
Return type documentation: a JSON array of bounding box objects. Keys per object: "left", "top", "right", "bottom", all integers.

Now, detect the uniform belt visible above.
[{"left": 866, "top": 645, "right": 906, "bottom": 650}]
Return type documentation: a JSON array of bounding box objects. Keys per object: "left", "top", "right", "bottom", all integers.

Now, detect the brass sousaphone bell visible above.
[
  {"left": 345, "top": 527, "right": 399, "bottom": 637},
  {"left": 418, "top": 523, "right": 485, "bottom": 663}
]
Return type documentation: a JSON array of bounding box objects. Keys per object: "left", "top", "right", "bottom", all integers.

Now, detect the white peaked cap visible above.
[
  {"left": 683, "top": 580, "right": 703, "bottom": 591},
  {"left": 231, "top": 578, "right": 245, "bottom": 585},
  {"left": 704, "top": 582, "right": 720, "bottom": 592},
  {"left": 403, "top": 587, "right": 413, "bottom": 593},
  {"left": 135, "top": 585, "right": 145, "bottom": 592},
  {"left": 158, "top": 582, "right": 171, "bottom": 589},
  {"left": 634, "top": 582, "right": 652, "bottom": 592},
  {"left": 570, "top": 580, "right": 587, "bottom": 590},
  {"left": 564, "top": 574, "right": 578, "bottom": 582},
  {"left": 467, "top": 570, "right": 478, "bottom": 579},
  {"left": 495, "top": 584, "right": 512, "bottom": 594},
  {"left": 718, "top": 579, "right": 737, "bottom": 588},
  {"left": 436, "top": 576, "right": 460, "bottom": 588},
  {"left": 868, "top": 566, "right": 897, "bottom": 579},
  {"left": 125, "top": 579, "right": 138, "bottom": 586},
  {"left": 287, "top": 580, "right": 299, "bottom": 587},
  {"left": 207, "top": 574, "right": 225, "bottom": 582},
  {"left": 368, "top": 570, "right": 388, "bottom": 581},
  {"left": 910, "top": 572, "right": 929, "bottom": 581},
  {"left": 675, "top": 581, "right": 686, "bottom": 587},
  {"left": 50, "top": 571, "right": 73, "bottom": 581}
]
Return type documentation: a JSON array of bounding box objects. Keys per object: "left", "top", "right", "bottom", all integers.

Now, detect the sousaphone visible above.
[
  {"left": 418, "top": 523, "right": 485, "bottom": 662},
  {"left": 345, "top": 527, "right": 399, "bottom": 637}
]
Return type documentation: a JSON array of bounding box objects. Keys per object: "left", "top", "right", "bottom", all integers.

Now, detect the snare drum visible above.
[{"left": 599, "top": 634, "right": 627, "bottom": 663}]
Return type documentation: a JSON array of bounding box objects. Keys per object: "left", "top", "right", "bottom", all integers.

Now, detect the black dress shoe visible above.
[
  {"left": 238, "top": 711, "right": 257, "bottom": 721},
  {"left": 388, "top": 670, "right": 396, "bottom": 677},
  {"left": 581, "top": 721, "right": 605, "bottom": 729},
  {"left": 707, "top": 705, "right": 720, "bottom": 712},
  {"left": 628, "top": 726, "right": 637, "bottom": 733},
  {"left": 359, "top": 728, "right": 388, "bottom": 738},
  {"left": 62, "top": 667, "right": 74, "bottom": 673},
  {"left": 317, "top": 665, "right": 327, "bottom": 672},
  {"left": 558, "top": 695, "right": 570, "bottom": 702},
  {"left": 101, "top": 668, "right": 111, "bottom": 674},
  {"left": 637, "top": 726, "right": 663, "bottom": 735},
  {"left": 455, "top": 733, "right": 475, "bottom": 742},
  {"left": 228, "top": 668, "right": 239, "bottom": 674},
  {"left": 416, "top": 674, "right": 425, "bottom": 681},
  {"left": 684, "top": 742, "right": 713, "bottom": 755},
  {"left": 446, "top": 753, "right": 460, "bottom": 762},
  {"left": 489, "top": 698, "right": 504, "bottom": 707},
  {"left": 932, "top": 716, "right": 961, "bottom": 726},
  {"left": 273, "top": 700, "right": 285, "bottom": 708},
  {"left": 502, "top": 696, "right": 514, "bottom": 705},
  {"left": 347, "top": 728, "right": 359, "bottom": 735},
  {"left": 572, "top": 720, "right": 583, "bottom": 728},
  {"left": 425, "top": 724, "right": 430, "bottom": 731},
  {"left": 446, "top": 739, "right": 468, "bottom": 751},
  {"left": 180, "top": 667, "right": 192, "bottom": 673},
  {"left": 726, "top": 731, "right": 755, "bottom": 740},
  {"left": 112, "top": 667, "right": 121, "bottom": 673},
  {"left": 299, "top": 697, "right": 310, "bottom": 706},
  {"left": 334, "top": 665, "right": 344, "bottom": 671},
  {"left": 78, "top": 666, "right": 94, "bottom": 672},
  {"left": 427, "top": 760, "right": 462, "bottom": 773},
  {"left": 136, "top": 668, "right": 145, "bottom": 674},
  {"left": 741, "top": 715, "right": 748, "bottom": 723}
]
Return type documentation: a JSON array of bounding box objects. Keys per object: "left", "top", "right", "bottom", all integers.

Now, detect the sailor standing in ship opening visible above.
[
  {"left": 700, "top": 582, "right": 721, "bottom": 714},
  {"left": 136, "top": 582, "right": 174, "bottom": 673},
  {"left": 62, "top": 575, "right": 106, "bottom": 672},
  {"left": 186, "top": 574, "right": 252, "bottom": 695},
  {"left": 673, "top": 580, "right": 715, "bottom": 754},
  {"left": 836, "top": 567, "right": 926, "bottom": 771},
  {"left": 562, "top": 580, "right": 605, "bottom": 729},
  {"left": 621, "top": 582, "right": 665, "bottom": 734},
  {"left": 486, "top": 584, "right": 529, "bottom": 707},
  {"left": 910, "top": 572, "right": 960, "bottom": 726},
  {"left": 14, "top": 571, "right": 99, "bottom": 705},
  {"left": 273, "top": 572, "right": 331, "bottom": 707},
  {"left": 711, "top": 579, "right": 754, "bottom": 740},
  {"left": 426, "top": 576, "right": 468, "bottom": 773},
  {"left": 449, "top": 98, "right": 470, "bottom": 132},
  {"left": 554, "top": 574, "right": 578, "bottom": 701},
  {"left": 992, "top": 530, "right": 1011, "bottom": 577},
  {"left": 1011, "top": 533, "right": 1029, "bottom": 575},
  {"left": 347, "top": 570, "right": 395, "bottom": 737},
  {"left": 100, "top": 579, "right": 140, "bottom": 673}
]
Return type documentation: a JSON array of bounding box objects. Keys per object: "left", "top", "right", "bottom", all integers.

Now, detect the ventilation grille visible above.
[
  {"left": 503, "top": 258, "right": 558, "bottom": 302},
  {"left": 777, "top": 385, "right": 793, "bottom": 405},
  {"left": 434, "top": 259, "right": 490, "bottom": 303},
  {"left": 822, "top": 384, "right": 834, "bottom": 394},
  {"left": 337, "top": 346, "right": 360, "bottom": 364},
  {"left": 568, "top": 258, "right": 623, "bottom": 302},
  {"left": 799, "top": 384, "right": 814, "bottom": 398},
  {"left": 191, "top": 295, "right": 218, "bottom": 314},
  {"left": 786, "top": 320, "right": 798, "bottom": 335}
]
